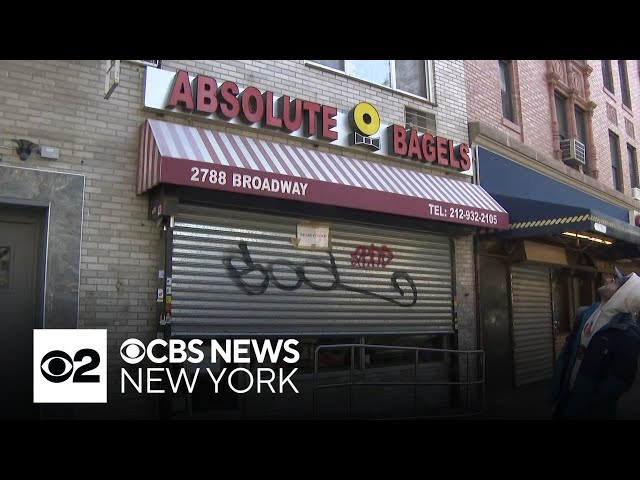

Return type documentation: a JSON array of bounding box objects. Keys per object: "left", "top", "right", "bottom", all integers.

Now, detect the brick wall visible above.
[
  {"left": 454, "top": 235, "right": 481, "bottom": 407},
  {"left": 517, "top": 61, "right": 554, "bottom": 155},
  {"left": 455, "top": 235, "right": 476, "bottom": 351},
  {"left": 0, "top": 59, "right": 474, "bottom": 418},
  {"left": 0, "top": 61, "right": 159, "bottom": 418},
  {"left": 466, "top": 59, "right": 640, "bottom": 206},
  {"left": 589, "top": 60, "right": 640, "bottom": 194},
  {"left": 466, "top": 60, "right": 554, "bottom": 155},
  {"left": 465, "top": 60, "right": 511, "bottom": 137}
]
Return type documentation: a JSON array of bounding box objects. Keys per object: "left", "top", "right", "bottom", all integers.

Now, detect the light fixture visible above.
[
  {"left": 562, "top": 231, "right": 613, "bottom": 245},
  {"left": 12, "top": 139, "right": 40, "bottom": 161}
]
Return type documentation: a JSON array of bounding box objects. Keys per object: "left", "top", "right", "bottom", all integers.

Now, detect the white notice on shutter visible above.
[{"left": 297, "top": 225, "right": 330, "bottom": 249}]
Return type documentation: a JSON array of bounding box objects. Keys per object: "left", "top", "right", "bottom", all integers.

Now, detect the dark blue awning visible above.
[
  {"left": 488, "top": 194, "right": 640, "bottom": 246},
  {"left": 477, "top": 146, "right": 630, "bottom": 222}
]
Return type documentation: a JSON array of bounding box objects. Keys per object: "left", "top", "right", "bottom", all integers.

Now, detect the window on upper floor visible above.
[
  {"left": 308, "top": 60, "right": 434, "bottom": 102},
  {"left": 575, "top": 106, "right": 589, "bottom": 175},
  {"left": 548, "top": 61, "right": 595, "bottom": 177},
  {"left": 602, "top": 60, "right": 614, "bottom": 93},
  {"left": 628, "top": 143, "right": 638, "bottom": 190},
  {"left": 499, "top": 60, "right": 517, "bottom": 124},
  {"left": 555, "top": 93, "right": 569, "bottom": 140},
  {"left": 556, "top": 94, "right": 589, "bottom": 174},
  {"left": 619, "top": 60, "right": 632, "bottom": 110},
  {"left": 610, "top": 130, "right": 623, "bottom": 192}
]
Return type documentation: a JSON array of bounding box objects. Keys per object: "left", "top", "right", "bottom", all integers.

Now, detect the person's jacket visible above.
[{"left": 550, "top": 275, "right": 640, "bottom": 419}]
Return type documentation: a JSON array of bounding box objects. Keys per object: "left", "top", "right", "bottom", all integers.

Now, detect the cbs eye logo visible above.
[
  {"left": 33, "top": 329, "right": 107, "bottom": 403},
  {"left": 349, "top": 101, "right": 381, "bottom": 151},
  {"left": 120, "top": 339, "right": 146, "bottom": 364},
  {"left": 40, "top": 349, "right": 100, "bottom": 383}
]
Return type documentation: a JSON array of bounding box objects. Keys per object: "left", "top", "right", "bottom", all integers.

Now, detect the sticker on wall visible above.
[{"left": 157, "top": 288, "right": 164, "bottom": 302}]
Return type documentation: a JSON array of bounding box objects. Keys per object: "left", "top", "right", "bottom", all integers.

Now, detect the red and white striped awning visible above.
[{"left": 137, "top": 119, "right": 508, "bottom": 229}]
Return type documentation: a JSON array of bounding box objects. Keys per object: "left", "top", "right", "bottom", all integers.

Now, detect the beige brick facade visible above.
[{"left": 0, "top": 60, "right": 475, "bottom": 418}]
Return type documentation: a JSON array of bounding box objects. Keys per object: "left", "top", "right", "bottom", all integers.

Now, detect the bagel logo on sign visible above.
[
  {"left": 348, "top": 101, "right": 381, "bottom": 151},
  {"left": 347, "top": 100, "right": 471, "bottom": 172}
]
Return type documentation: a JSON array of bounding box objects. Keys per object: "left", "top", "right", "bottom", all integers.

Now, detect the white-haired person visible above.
[{"left": 551, "top": 267, "right": 640, "bottom": 419}]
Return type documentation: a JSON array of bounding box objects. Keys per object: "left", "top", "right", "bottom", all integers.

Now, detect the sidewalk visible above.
[
  {"left": 476, "top": 372, "right": 640, "bottom": 420},
  {"left": 480, "top": 381, "right": 553, "bottom": 420}
]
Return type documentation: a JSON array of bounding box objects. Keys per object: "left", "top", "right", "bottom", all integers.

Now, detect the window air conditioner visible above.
[
  {"left": 633, "top": 187, "right": 640, "bottom": 201},
  {"left": 560, "top": 138, "right": 586, "bottom": 167}
]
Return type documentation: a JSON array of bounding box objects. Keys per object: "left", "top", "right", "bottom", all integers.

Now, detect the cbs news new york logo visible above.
[{"left": 33, "top": 329, "right": 107, "bottom": 403}]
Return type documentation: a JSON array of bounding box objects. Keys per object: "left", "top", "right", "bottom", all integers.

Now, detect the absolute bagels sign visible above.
[{"left": 142, "top": 67, "right": 473, "bottom": 175}]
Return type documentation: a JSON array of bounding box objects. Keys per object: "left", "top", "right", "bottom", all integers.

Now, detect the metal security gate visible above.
[
  {"left": 510, "top": 263, "right": 553, "bottom": 387},
  {"left": 168, "top": 206, "right": 454, "bottom": 336},
  {"left": 313, "top": 343, "right": 486, "bottom": 419}
]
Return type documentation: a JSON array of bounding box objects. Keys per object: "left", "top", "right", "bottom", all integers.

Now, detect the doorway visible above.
[
  {"left": 0, "top": 204, "right": 46, "bottom": 419},
  {"left": 552, "top": 269, "right": 571, "bottom": 359},
  {"left": 479, "top": 255, "right": 513, "bottom": 392},
  {"left": 551, "top": 267, "right": 596, "bottom": 358}
]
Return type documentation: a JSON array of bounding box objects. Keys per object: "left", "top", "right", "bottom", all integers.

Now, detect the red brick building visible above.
[{"left": 466, "top": 60, "right": 640, "bottom": 393}]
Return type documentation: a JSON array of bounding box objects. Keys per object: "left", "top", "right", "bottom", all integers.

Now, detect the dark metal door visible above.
[
  {"left": 0, "top": 206, "right": 44, "bottom": 419},
  {"left": 479, "top": 255, "right": 513, "bottom": 391}
]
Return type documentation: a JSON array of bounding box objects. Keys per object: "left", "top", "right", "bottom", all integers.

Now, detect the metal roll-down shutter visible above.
[
  {"left": 510, "top": 263, "right": 553, "bottom": 387},
  {"left": 168, "top": 207, "right": 454, "bottom": 337}
]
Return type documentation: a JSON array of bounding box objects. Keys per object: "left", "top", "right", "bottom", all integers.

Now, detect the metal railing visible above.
[{"left": 312, "top": 343, "right": 485, "bottom": 419}]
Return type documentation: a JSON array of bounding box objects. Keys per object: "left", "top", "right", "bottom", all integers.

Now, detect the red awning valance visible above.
[{"left": 136, "top": 119, "right": 508, "bottom": 229}]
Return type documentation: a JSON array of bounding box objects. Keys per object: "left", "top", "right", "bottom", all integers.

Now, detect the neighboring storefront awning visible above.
[
  {"left": 136, "top": 119, "right": 509, "bottom": 229},
  {"left": 489, "top": 195, "right": 640, "bottom": 246}
]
